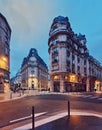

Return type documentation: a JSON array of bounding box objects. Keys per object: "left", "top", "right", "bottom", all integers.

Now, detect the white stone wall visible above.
[
  {"left": 70, "top": 52, "right": 72, "bottom": 72},
  {"left": 75, "top": 55, "right": 78, "bottom": 74},
  {"left": 59, "top": 45, "right": 67, "bottom": 72}
]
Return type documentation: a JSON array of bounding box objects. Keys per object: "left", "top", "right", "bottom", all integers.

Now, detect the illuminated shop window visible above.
[
  {"left": 54, "top": 75, "right": 59, "bottom": 80},
  {"left": 69, "top": 74, "right": 78, "bottom": 83}
]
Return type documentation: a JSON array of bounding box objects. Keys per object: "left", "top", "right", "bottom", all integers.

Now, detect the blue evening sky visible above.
[{"left": 0, "top": 0, "right": 102, "bottom": 77}]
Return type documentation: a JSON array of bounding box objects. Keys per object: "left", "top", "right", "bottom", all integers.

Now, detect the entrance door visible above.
[
  {"left": 32, "top": 84, "right": 34, "bottom": 90},
  {"left": 54, "top": 82, "right": 60, "bottom": 92}
]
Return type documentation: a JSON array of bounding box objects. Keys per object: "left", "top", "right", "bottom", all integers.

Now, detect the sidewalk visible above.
[
  {"left": 0, "top": 91, "right": 102, "bottom": 130},
  {"left": 0, "top": 90, "right": 102, "bottom": 102},
  {"left": 0, "top": 91, "right": 26, "bottom": 102},
  {"left": 36, "top": 115, "right": 102, "bottom": 130},
  {"left": 0, "top": 90, "right": 51, "bottom": 102},
  {"left": 13, "top": 111, "right": 102, "bottom": 130}
]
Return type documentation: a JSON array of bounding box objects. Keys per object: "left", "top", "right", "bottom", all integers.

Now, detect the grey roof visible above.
[
  {"left": 53, "top": 16, "right": 68, "bottom": 23},
  {"left": 0, "top": 12, "right": 11, "bottom": 33},
  {"left": 21, "top": 48, "right": 48, "bottom": 69}
]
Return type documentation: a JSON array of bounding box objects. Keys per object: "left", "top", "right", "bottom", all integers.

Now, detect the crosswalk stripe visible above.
[
  {"left": 82, "top": 95, "right": 92, "bottom": 98},
  {"left": 98, "top": 98, "right": 102, "bottom": 100},
  {"left": 69, "top": 93, "right": 102, "bottom": 100},
  {"left": 89, "top": 96, "right": 99, "bottom": 99}
]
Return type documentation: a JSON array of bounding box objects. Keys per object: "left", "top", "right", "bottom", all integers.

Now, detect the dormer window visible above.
[{"left": 30, "top": 57, "right": 36, "bottom": 62}]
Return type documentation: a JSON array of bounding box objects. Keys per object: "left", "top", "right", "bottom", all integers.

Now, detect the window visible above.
[
  {"left": 78, "top": 57, "right": 80, "bottom": 63},
  {"left": 52, "top": 48, "right": 58, "bottom": 55},
  {"left": 72, "top": 64, "right": 75, "bottom": 73},
  {"left": 72, "top": 54, "right": 75, "bottom": 60},
  {"left": 52, "top": 56, "right": 58, "bottom": 64},
  {"left": 78, "top": 66, "right": 80, "bottom": 71},
  {"left": 4, "top": 73, "right": 9, "bottom": 79},
  {"left": 67, "top": 50, "right": 70, "bottom": 57},
  {"left": 54, "top": 75, "right": 59, "bottom": 80},
  {"left": 5, "top": 47, "right": 9, "bottom": 55},
  {"left": 31, "top": 69, "right": 35, "bottom": 74},
  {"left": 52, "top": 65, "right": 59, "bottom": 71},
  {"left": 84, "top": 60, "right": 86, "bottom": 65}
]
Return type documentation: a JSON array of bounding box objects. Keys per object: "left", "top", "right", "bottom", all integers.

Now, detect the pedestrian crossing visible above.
[{"left": 71, "top": 94, "right": 102, "bottom": 101}]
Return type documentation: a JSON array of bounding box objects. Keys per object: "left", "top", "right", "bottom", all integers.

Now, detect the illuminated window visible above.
[
  {"left": 5, "top": 48, "right": 9, "bottom": 55},
  {"left": 0, "top": 57, "right": 9, "bottom": 70},
  {"left": 69, "top": 74, "right": 78, "bottom": 83},
  {"left": 54, "top": 75, "right": 59, "bottom": 80}
]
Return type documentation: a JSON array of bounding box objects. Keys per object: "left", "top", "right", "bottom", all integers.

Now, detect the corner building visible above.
[
  {"left": 21, "top": 48, "right": 48, "bottom": 90},
  {"left": 48, "top": 16, "right": 102, "bottom": 92},
  {"left": 0, "top": 13, "right": 11, "bottom": 93}
]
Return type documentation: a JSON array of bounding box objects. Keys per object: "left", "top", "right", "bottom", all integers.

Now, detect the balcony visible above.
[
  {"left": 52, "top": 51, "right": 58, "bottom": 57},
  {"left": 52, "top": 58, "right": 59, "bottom": 65},
  {"left": 50, "top": 27, "right": 68, "bottom": 36}
]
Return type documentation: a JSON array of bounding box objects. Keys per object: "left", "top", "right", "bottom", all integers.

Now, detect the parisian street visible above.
[{"left": 0, "top": 92, "right": 102, "bottom": 130}]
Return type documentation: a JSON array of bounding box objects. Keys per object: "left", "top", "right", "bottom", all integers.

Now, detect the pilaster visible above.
[
  {"left": 86, "top": 77, "right": 90, "bottom": 92},
  {"left": 60, "top": 75, "right": 65, "bottom": 92}
]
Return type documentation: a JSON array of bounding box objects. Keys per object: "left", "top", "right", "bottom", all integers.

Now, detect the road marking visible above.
[
  {"left": 98, "top": 98, "right": 102, "bottom": 100},
  {"left": 13, "top": 112, "right": 69, "bottom": 130},
  {"left": 70, "top": 94, "right": 82, "bottom": 97},
  {"left": 10, "top": 112, "right": 47, "bottom": 123},
  {"left": 90, "top": 96, "right": 99, "bottom": 99},
  {"left": 13, "top": 111, "right": 102, "bottom": 130},
  {"left": 71, "top": 111, "right": 102, "bottom": 118},
  {"left": 70, "top": 94, "right": 93, "bottom": 98},
  {"left": 82, "top": 95, "right": 92, "bottom": 98}
]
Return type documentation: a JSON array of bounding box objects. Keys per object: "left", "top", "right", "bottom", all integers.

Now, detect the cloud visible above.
[
  {"left": 0, "top": 0, "right": 55, "bottom": 41},
  {"left": 0, "top": 0, "right": 57, "bottom": 76}
]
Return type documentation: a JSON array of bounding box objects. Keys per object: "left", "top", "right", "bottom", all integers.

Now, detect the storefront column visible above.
[
  {"left": 50, "top": 79, "right": 54, "bottom": 92},
  {"left": 99, "top": 82, "right": 102, "bottom": 91},
  {"left": 101, "top": 82, "right": 102, "bottom": 91},
  {"left": 86, "top": 78, "right": 90, "bottom": 92},
  {"left": 60, "top": 75, "right": 65, "bottom": 93}
]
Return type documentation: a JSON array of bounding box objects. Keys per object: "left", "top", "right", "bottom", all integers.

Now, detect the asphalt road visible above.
[{"left": 0, "top": 92, "right": 102, "bottom": 129}]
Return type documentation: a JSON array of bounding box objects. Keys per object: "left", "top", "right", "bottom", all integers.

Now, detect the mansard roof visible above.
[
  {"left": 21, "top": 48, "right": 48, "bottom": 69},
  {"left": 53, "top": 16, "right": 69, "bottom": 23},
  {"left": 0, "top": 13, "right": 11, "bottom": 33},
  {"left": 78, "top": 33, "right": 86, "bottom": 40},
  {"left": 88, "top": 55, "right": 101, "bottom": 67}
]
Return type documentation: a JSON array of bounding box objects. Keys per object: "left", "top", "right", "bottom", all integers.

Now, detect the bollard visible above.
[
  {"left": 32, "top": 106, "right": 35, "bottom": 130},
  {"left": 10, "top": 92, "right": 12, "bottom": 99},
  {"left": 68, "top": 100, "right": 70, "bottom": 118},
  {"left": 20, "top": 91, "right": 22, "bottom": 96}
]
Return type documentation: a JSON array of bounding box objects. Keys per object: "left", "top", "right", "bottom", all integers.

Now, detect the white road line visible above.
[
  {"left": 71, "top": 94, "right": 93, "bottom": 98},
  {"left": 13, "top": 111, "right": 102, "bottom": 130},
  {"left": 90, "top": 96, "right": 99, "bottom": 99},
  {"left": 82, "top": 95, "right": 92, "bottom": 98},
  {"left": 70, "top": 94, "right": 82, "bottom": 97},
  {"left": 10, "top": 112, "right": 47, "bottom": 123},
  {"left": 98, "top": 98, "right": 102, "bottom": 100},
  {"left": 13, "top": 112, "right": 69, "bottom": 130},
  {"left": 71, "top": 111, "right": 102, "bottom": 118}
]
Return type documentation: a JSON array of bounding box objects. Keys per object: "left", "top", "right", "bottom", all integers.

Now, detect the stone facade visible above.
[
  {"left": 21, "top": 48, "right": 48, "bottom": 91},
  {"left": 0, "top": 13, "right": 11, "bottom": 93},
  {"left": 10, "top": 69, "right": 22, "bottom": 91},
  {"left": 48, "top": 16, "right": 102, "bottom": 92}
]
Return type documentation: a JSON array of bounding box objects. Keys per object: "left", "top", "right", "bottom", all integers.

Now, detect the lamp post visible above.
[{"left": 0, "top": 73, "right": 3, "bottom": 92}]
